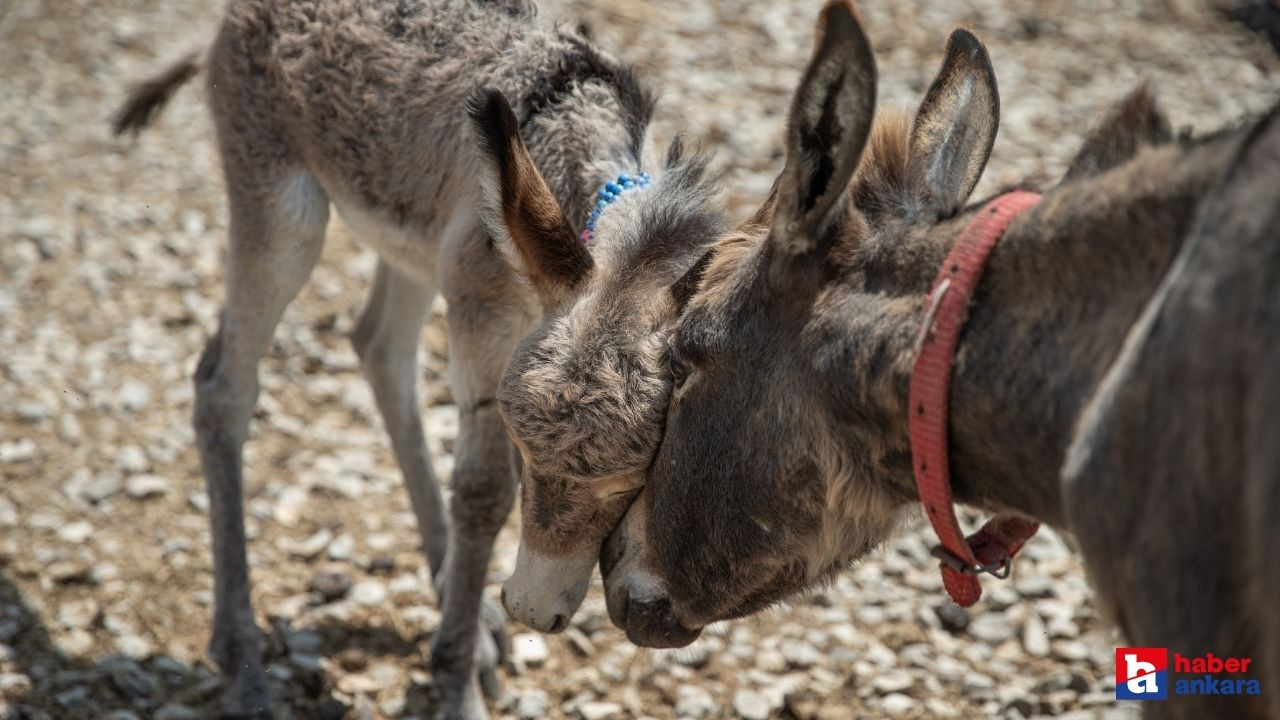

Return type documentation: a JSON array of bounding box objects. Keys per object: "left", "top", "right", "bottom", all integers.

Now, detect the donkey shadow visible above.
[{"left": 0, "top": 571, "right": 446, "bottom": 719}]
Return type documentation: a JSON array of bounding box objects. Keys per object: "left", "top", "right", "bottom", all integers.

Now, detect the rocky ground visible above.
[{"left": 2, "top": 0, "right": 1278, "bottom": 718}]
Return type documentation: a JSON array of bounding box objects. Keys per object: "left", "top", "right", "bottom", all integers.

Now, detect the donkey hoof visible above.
[
  {"left": 435, "top": 672, "right": 490, "bottom": 720},
  {"left": 479, "top": 594, "right": 510, "bottom": 664},
  {"left": 220, "top": 666, "right": 273, "bottom": 719}
]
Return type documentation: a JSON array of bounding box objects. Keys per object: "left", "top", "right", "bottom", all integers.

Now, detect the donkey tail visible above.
[{"left": 112, "top": 49, "right": 201, "bottom": 136}]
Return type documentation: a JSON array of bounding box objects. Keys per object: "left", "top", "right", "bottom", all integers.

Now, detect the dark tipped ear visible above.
[
  {"left": 669, "top": 248, "right": 715, "bottom": 315},
  {"left": 1063, "top": 84, "right": 1171, "bottom": 182},
  {"left": 769, "top": 0, "right": 876, "bottom": 258},
  {"left": 907, "top": 29, "right": 999, "bottom": 218},
  {"left": 468, "top": 88, "right": 593, "bottom": 307}
]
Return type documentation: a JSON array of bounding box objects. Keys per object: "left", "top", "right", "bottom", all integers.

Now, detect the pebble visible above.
[
  {"left": 308, "top": 571, "right": 353, "bottom": 603},
  {"left": 56, "top": 520, "right": 93, "bottom": 544},
  {"left": 968, "top": 613, "right": 1017, "bottom": 644},
  {"left": 153, "top": 703, "right": 198, "bottom": 720},
  {"left": 676, "top": 684, "right": 717, "bottom": 718},
  {"left": 732, "top": 689, "right": 769, "bottom": 720},
  {"left": 780, "top": 640, "right": 822, "bottom": 669},
  {"left": 578, "top": 701, "right": 623, "bottom": 720},
  {"left": 512, "top": 633, "right": 550, "bottom": 668},
  {"left": 517, "top": 688, "right": 552, "bottom": 720},
  {"left": 347, "top": 578, "right": 387, "bottom": 607},
  {"left": 935, "top": 603, "right": 971, "bottom": 632},
  {"left": 872, "top": 669, "right": 915, "bottom": 695},
  {"left": 125, "top": 474, "right": 170, "bottom": 499},
  {"left": 1021, "top": 612, "right": 1050, "bottom": 657},
  {"left": 881, "top": 693, "right": 918, "bottom": 717}
]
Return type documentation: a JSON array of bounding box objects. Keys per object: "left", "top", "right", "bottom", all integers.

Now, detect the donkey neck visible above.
[
  {"left": 837, "top": 131, "right": 1245, "bottom": 527},
  {"left": 519, "top": 77, "right": 651, "bottom": 241}
]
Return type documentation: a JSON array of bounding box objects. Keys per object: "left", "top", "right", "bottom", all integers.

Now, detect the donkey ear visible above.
[
  {"left": 669, "top": 248, "right": 715, "bottom": 315},
  {"left": 906, "top": 29, "right": 999, "bottom": 218},
  {"left": 769, "top": 0, "right": 876, "bottom": 258},
  {"left": 468, "top": 88, "right": 593, "bottom": 307}
]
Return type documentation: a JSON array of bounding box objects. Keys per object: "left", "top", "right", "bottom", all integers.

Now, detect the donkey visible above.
[
  {"left": 599, "top": 1, "right": 1280, "bottom": 717},
  {"left": 113, "top": 0, "right": 722, "bottom": 716}
]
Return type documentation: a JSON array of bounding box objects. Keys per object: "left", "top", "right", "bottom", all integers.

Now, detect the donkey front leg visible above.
[
  {"left": 194, "top": 168, "right": 329, "bottom": 716},
  {"left": 432, "top": 230, "right": 535, "bottom": 720}
]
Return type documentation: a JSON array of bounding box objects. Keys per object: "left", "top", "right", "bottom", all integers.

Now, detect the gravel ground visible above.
[{"left": 1, "top": 0, "right": 1277, "bottom": 718}]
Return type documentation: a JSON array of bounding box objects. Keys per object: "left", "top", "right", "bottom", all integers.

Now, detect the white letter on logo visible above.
[{"left": 1125, "top": 654, "right": 1159, "bottom": 695}]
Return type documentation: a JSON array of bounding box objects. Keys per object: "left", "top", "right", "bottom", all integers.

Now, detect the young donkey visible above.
[
  {"left": 114, "top": 0, "right": 722, "bottom": 716},
  {"left": 598, "top": 1, "right": 1280, "bottom": 717}
]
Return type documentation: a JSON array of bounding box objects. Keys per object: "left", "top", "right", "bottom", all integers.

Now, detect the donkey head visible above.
[
  {"left": 601, "top": 1, "right": 1002, "bottom": 647},
  {"left": 467, "top": 90, "right": 725, "bottom": 632}
]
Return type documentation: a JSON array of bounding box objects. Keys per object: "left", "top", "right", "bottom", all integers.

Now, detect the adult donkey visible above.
[
  {"left": 113, "top": 0, "right": 722, "bottom": 716},
  {"left": 600, "top": 1, "right": 1280, "bottom": 717}
]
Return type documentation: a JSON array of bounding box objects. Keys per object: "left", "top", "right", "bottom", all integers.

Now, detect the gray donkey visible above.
[
  {"left": 595, "top": 1, "right": 1280, "bottom": 717},
  {"left": 114, "top": 0, "right": 722, "bottom": 717}
]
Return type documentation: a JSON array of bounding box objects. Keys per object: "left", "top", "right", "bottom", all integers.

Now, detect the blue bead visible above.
[
  {"left": 596, "top": 199, "right": 607, "bottom": 208},
  {"left": 609, "top": 182, "right": 623, "bottom": 193},
  {"left": 618, "top": 173, "right": 630, "bottom": 182}
]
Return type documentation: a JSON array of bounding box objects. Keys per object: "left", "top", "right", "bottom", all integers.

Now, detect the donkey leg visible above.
[
  {"left": 431, "top": 227, "right": 535, "bottom": 720},
  {"left": 351, "top": 261, "right": 449, "bottom": 575},
  {"left": 196, "top": 168, "right": 328, "bottom": 716}
]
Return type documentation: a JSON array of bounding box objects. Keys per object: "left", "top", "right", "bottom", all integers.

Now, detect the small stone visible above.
[
  {"left": 815, "top": 707, "right": 856, "bottom": 720},
  {"left": 54, "top": 685, "right": 89, "bottom": 708},
  {"left": 674, "top": 639, "right": 711, "bottom": 668},
  {"left": 517, "top": 688, "right": 551, "bottom": 720},
  {"left": 784, "top": 692, "right": 819, "bottom": 720},
  {"left": 125, "top": 475, "right": 169, "bottom": 499},
  {"left": 0, "top": 439, "right": 37, "bottom": 464},
  {"left": 58, "top": 630, "right": 94, "bottom": 656},
  {"left": 337, "top": 672, "right": 382, "bottom": 694},
  {"left": 1022, "top": 612, "right": 1050, "bottom": 657},
  {"left": 337, "top": 647, "right": 368, "bottom": 672},
  {"left": 0, "top": 673, "right": 31, "bottom": 693},
  {"left": 881, "top": 693, "right": 917, "bottom": 717},
  {"left": 153, "top": 703, "right": 198, "bottom": 720},
  {"left": 512, "top": 633, "right": 550, "bottom": 668},
  {"left": 56, "top": 521, "right": 94, "bottom": 544},
  {"left": 116, "top": 634, "right": 153, "bottom": 658},
  {"left": 1052, "top": 639, "right": 1091, "bottom": 662},
  {"left": 118, "top": 381, "right": 151, "bottom": 412},
  {"left": 872, "top": 669, "right": 915, "bottom": 695},
  {"left": 755, "top": 648, "right": 787, "bottom": 673},
  {"left": 81, "top": 473, "right": 122, "bottom": 503},
  {"left": 104, "top": 711, "right": 143, "bottom": 720},
  {"left": 969, "top": 612, "right": 1017, "bottom": 644},
  {"left": 676, "top": 685, "right": 717, "bottom": 718},
  {"left": 283, "top": 528, "right": 334, "bottom": 561},
  {"left": 47, "top": 560, "right": 92, "bottom": 584},
  {"left": 781, "top": 640, "right": 821, "bottom": 669},
  {"left": 564, "top": 626, "right": 595, "bottom": 657},
  {"left": 328, "top": 534, "right": 355, "bottom": 560},
  {"left": 350, "top": 579, "right": 387, "bottom": 607},
  {"left": 57, "top": 599, "right": 100, "bottom": 629},
  {"left": 578, "top": 702, "right": 623, "bottom": 720},
  {"left": 935, "top": 603, "right": 971, "bottom": 632},
  {"left": 103, "top": 657, "right": 157, "bottom": 699},
  {"left": 308, "top": 572, "right": 352, "bottom": 603},
  {"left": 732, "top": 689, "right": 768, "bottom": 720}
]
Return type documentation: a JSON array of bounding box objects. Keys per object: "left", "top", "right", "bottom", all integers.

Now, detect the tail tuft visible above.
[{"left": 112, "top": 50, "right": 201, "bottom": 136}]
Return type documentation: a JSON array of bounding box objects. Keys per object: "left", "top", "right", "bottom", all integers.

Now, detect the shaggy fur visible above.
[
  {"left": 605, "top": 3, "right": 1280, "bottom": 717},
  {"left": 113, "top": 1, "right": 723, "bottom": 717}
]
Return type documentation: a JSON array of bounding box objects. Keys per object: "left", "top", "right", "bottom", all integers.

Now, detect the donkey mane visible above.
[{"left": 522, "top": 33, "right": 656, "bottom": 161}]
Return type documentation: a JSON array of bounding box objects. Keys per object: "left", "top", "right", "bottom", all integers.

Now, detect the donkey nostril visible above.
[{"left": 549, "top": 614, "right": 568, "bottom": 633}]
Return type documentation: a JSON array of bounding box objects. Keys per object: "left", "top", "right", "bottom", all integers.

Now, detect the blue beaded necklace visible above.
[{"left": 580, "top": 171, "right": 652, "bottom": 244}]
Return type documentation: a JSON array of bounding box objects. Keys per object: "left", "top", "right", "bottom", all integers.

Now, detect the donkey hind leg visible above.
[
  {"left": 431, "top": 227, "right": 534, "bottom": 720},
  {"left": 195, "top": 169, "right": 329, "bottom": 716}
]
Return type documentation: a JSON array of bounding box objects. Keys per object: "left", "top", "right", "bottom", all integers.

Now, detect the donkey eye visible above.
[{"left": 669, "top": 352, "right": 690, "bottom": 390}]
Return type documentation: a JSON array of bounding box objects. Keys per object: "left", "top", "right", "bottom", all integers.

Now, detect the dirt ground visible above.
[{"left": 1, "top": 0, "right": 1278, "bottom": 718}]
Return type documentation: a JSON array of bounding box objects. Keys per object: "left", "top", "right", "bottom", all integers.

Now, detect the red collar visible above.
[{"left": 907, "top": 191, "right": 1043, "bottom": 607}]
